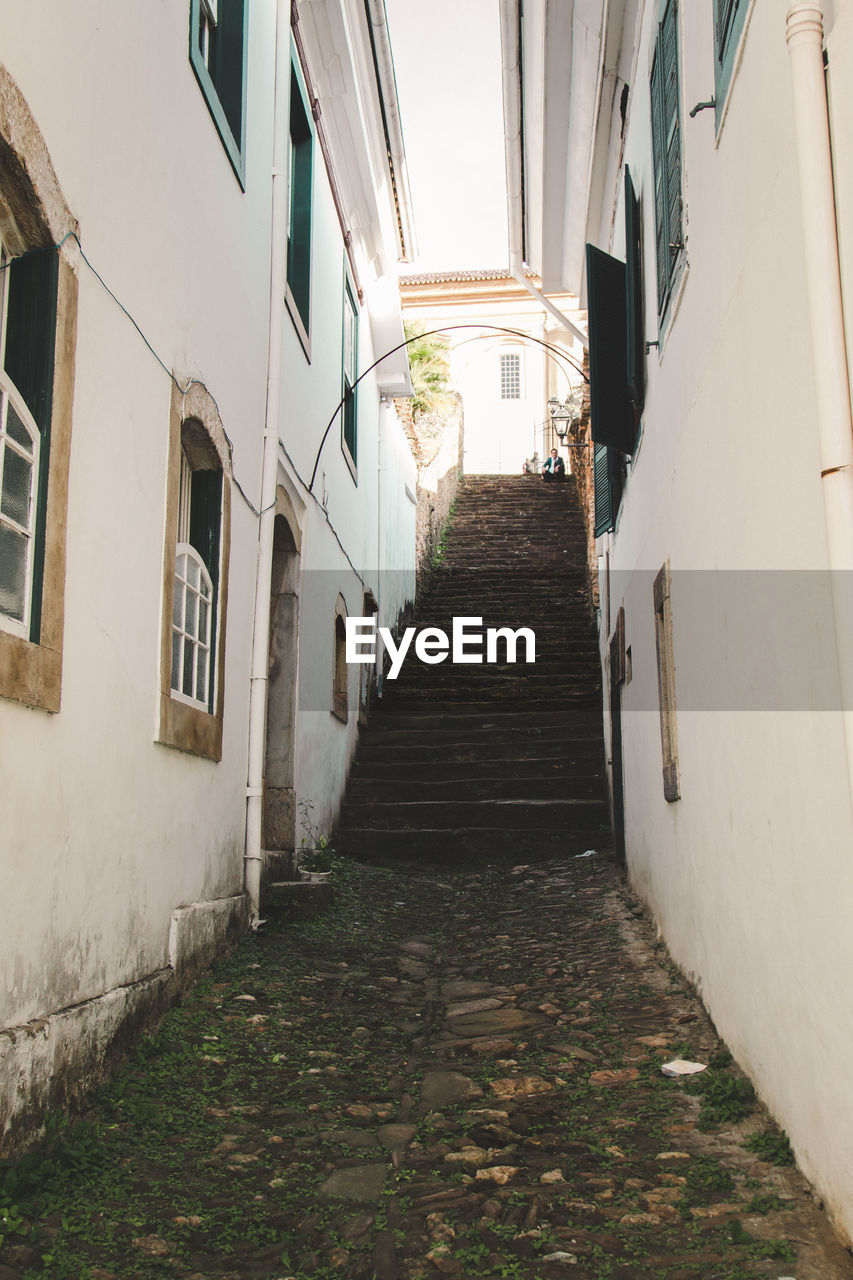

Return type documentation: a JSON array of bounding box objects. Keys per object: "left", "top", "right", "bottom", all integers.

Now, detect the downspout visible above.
[
  {"left": 244, "top": 0, "right": 291, "bottom": 924},
  {"left": 786, "top": 3, "right": 853, "bottom": 811},
  {"left": 499, "top": 0, "right": 589, "bottom": 349}
]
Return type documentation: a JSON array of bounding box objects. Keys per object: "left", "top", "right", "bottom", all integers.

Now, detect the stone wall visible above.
[{"left": 395, "top": 395, "right": 464, "bottom": 590}]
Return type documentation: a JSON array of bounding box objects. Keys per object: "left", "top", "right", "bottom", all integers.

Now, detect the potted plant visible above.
[{"left": 297, "top": 800, "right": 334, "bottom": 881}]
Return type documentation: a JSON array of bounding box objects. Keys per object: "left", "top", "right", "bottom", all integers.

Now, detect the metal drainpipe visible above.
[
  {"left": 786, "top": 2, "right": 853, "bottom": 812},
  {"left": 244, "top": 0, "right": 291, "bottom": 923}
]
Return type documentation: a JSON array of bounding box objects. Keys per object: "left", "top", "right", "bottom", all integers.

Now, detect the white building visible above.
[
  {"left": 0, "top": 0, "right": 415, "bottom": 1152},
  {"left": 501, "top": 0, "right": 853, "bottom": 1244},
  {"left": 399, "top": 270, "right": 585, "bottom": 474}
]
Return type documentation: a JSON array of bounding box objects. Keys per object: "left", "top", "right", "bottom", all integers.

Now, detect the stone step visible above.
[
  {"left": 363, "top": 707, "right": 603, "bottom": 733},
  {"left": 348, "top": 755, "right": 602, "bottom": 783},
  {"left": 345, "top": 774, "right": 607, "bottom": 802},
  {"left": 338, "top": 798, "right": 610, "bottom": 832},
  {"left": 335, "top": 827, "right": 610, "bottom": 860}
]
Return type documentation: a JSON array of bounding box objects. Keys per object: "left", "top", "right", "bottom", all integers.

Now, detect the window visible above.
[
  {"left": 650, "top": 0, "right": 683, "bottom": 319},
  {"left": 158, "top": 382, "right": 231, "bottom": 761},
  {"left": 585, "top": 244, "right": 636, "bottom": 455},
  {"left": 332, "top": 598, "right": 348, "bottom": 723},
  {"left": 171, "top": 442, "right": 220, "bottom": 709},
  {"left": 286, "top": 66, "right": 314, "bottom": 347},
  {"left": 0, "top": 240, "right": 47, "bottom": 640},
  {"left": 593, "top": 442, "right": 624, "bottom": 538},
  {"left": 189, "top": 0, "right": 248, "bottom": 187},
  {"left": 342, "top": 281, "right": 358, "bottom": 474},
  {"left": 653, "top": 562, "right": 680, "bottom": 801},
  {"left": 0, "top": 75, "right": 77, "bottom": 715},
  {"left": 500, "top": 352, "right": 521, "bottom": 399},
  {"left": 624, "top": 167, "right": 645, "bottom": 411},
  {"left": 713, "top": 0, "right": 750, "bottom": 123}
]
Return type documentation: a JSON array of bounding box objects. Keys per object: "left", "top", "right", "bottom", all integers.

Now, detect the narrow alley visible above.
[
  {"left": 3, "top": 857, "right": 850, "bottom": 1280},
  {"left": 2, "top": 480, "right": 851, "bottom": 1280}
]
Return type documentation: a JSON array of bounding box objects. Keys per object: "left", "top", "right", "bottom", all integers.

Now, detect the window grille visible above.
[{"left": 500, "top": 352, "right": 521, "bottom": 399}]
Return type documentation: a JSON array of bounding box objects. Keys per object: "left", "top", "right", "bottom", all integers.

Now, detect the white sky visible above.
[{"left": 384, "top": 0, "right": 508, "bottom": 272}]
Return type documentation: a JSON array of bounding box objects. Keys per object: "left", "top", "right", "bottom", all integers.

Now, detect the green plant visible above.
[
  {"left": 405, "top": 324, "right": 454, "bottom": 421},
  {"left": 742, "top": 1129, "right": 794, "bottom": 1166},
  {"left": 746, "top": 1192, "right": 783, "bottom": 1214},
  {"left": 297, "top": 799, "right": 334, "bottom": 871},
  {"left": 683, "top": 1070, "right": 756, "bottom": 1130},
  {"left": 682, "top": 1156, "right": 735, "bottom": 1204}
]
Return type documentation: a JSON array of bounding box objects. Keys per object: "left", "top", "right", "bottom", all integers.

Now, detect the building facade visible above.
[
  {"left": 400, "top": 270, "right": 585, "bottom": 475},
  {"left": 0, "top": 0, "right": 416, "bottom": 1152},
  {"left": 501, "top": 0, "right": 853, "bottom": 1242}
]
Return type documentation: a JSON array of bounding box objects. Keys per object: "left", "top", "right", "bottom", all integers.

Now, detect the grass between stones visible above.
[{"left": 0, "top": 855, "right": 848, "bottom": 1279}]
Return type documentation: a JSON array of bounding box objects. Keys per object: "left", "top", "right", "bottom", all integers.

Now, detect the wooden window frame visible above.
[
  {"left": 189, "top": 0, "right": 249, "bottom": 189},
  {"left": 157, "top": 380, "right": 231, "bottom": 761}
]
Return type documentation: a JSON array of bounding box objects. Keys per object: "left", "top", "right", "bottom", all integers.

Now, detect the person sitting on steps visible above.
[{"left": 542, "top": 448, "right": 565, "bottom": 482}]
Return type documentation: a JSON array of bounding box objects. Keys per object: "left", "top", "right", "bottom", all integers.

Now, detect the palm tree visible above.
[{"left": 405, "top": 323, "right": 455, "bottom": 421}]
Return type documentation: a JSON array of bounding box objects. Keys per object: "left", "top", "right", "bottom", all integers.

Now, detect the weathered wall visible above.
[
  {"left": 589, "top": 0, "right": 853, "bottom": 1242},
  {"left": 0, "top": 1, "right": 415, "bottom": 1151}
]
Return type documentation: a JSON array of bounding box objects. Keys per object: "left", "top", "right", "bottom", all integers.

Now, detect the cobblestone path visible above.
[{"left": 3, "top": 855, "right": 851, "bottom": 1280}]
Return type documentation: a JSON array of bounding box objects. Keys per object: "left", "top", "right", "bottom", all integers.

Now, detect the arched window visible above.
[
  {"left": 0, "top": 65, "right": 77, "bottom": 714},
  {"left": 158, "top": 382, "right": 231, "bottom": 761},
  {"left": 170, "top": 421, "right": 222, "bottom": 709}
]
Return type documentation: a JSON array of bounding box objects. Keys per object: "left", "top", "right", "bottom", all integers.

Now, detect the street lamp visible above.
[{"left": 548, "top": 392, "right": 586, "bottom": 447}]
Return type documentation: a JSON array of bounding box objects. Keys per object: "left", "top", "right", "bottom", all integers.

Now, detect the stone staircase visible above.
[{"left": 335, "top": 474, "right": 611, "bottom": 863}]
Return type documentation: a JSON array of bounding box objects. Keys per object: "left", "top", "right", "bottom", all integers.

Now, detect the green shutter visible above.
[
  {"left": 594, "top": 443, "right": 626, "bottom": 538},
  {"left": 5, "top": 245, "right": 59, "bottom": 642},
  {"left": 650, "top": 0, "right": 682, "bottom": 318},
  {"left": 714, "top": 0, "right": 748, "bottom": 120},
  {"left": 586, "top": 244, "right": 636, "bottom": 455},
  {"left": 624, "top": 166, "right": 644, "bottom": 410},
  {"left": 286, "top": 73, "right": 313, "bottom": 332},
  {"left": 215, "top": 0, "right": 246, "bottom": 146},
  {"left": 188, "top": 0, "right": 247, "bottom": 187}
]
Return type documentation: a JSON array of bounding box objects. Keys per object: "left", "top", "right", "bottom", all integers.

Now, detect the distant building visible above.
[
  {"left": 0, "top": 1, "right": 415, "bottom": 1152},
  {"left": 400, "top": 270, "right": 584, "bottom": 475}
]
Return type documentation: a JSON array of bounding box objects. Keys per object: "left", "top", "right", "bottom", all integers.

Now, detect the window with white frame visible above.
[
  {"left": 198, "top": 0, "right": 218, "bottom": 70},
  {"left": 170, "top": 425, "right": 222, "bottom": 711},
  {"left": 0, "top": 238, "right": 57, "bottom": 642},
  {"left": 500, "top": 351, "right": 521, "bottom": 399}
]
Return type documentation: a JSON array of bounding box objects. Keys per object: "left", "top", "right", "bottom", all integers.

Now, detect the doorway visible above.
[{"left": 264, "top": 513, "right": 299, "bottom": 875}]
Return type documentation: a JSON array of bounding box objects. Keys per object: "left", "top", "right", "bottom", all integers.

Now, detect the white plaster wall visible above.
[
  {"left": 595, "top": 0, "right": 853, "bottom": 1240},
  {"left": 0, "top": 0, "right": 416, "bottom": 1065},
  {"left": 0, "top": 5, "right": 274, "bottom": 1031}
]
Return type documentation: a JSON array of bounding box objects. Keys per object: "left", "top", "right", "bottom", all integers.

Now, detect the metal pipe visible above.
[
  {"left": 786, "top": 2, "right": 853, "bottom": 811},
  {"left": 244, "top": 0, "right": 292, "bottom": 924}
]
